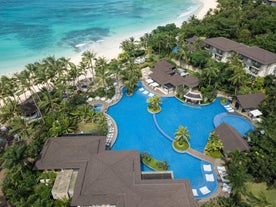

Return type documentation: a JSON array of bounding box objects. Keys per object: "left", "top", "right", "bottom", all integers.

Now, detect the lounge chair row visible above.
[
  {"left": 224, "top": 104, "right": 235, "bottom": 113},
  {"left": 138, "top": 87, "right": 155, "bottom": 97},
  {"left": 192, "top": 186, "right": 211, "bottom": 197},
  {"left": 217, "top": 166, "right": 231, "bottom": 194}
]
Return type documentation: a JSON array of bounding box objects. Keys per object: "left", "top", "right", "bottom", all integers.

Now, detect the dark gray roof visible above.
[
  {"left": 235, "top": 46, "right": 276, "bottom": 65},
  {"left": 183, "top": 76, "right": 199, "bottom": 88},
  {"left": 185, "top": 36, "right": 198, "bottom": 44},
  {"left": 204, "top": 37, "right": 245, "bottom": 52},
  {"left": 35, "top": 136, "right": 197, "bottom": 207},
  {"left": 236, "top": 93, "right": 265, "bottom": 109},
  {"left": 214, "top": 123, "right": 250, "bottom": 152},
  {"left": 150, "top": 60, "right": 199, "bottom": 88},
  {"left": 17, "top": 97, "right": 37, "bottom": 116}
]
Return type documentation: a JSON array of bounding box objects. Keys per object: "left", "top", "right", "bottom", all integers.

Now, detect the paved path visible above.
[{"left": 187, "top": 148, "right": 215, "bottom": 163}]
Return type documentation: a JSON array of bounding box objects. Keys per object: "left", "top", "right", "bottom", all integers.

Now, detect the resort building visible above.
[
  {"left": 203, "top": 37, "right": 244, "bottom": 62},
  {"left": 214, "top": 123, "right": 250, "bottom": 153},
  {"left": 264, "top": 0, "right": 276, "bottom": 6},
  {"left": 234, "top": 93, "right": 265, "bottom": 112},
  {"left": 203, "top": 37, "right": 276, "bottom": 77},
  {"left": 149, "top": 60, "right": 202, "bottom": 102},
  {"left": 35, "top": 136, "right": 198, "bottom": 207},
  {"left": 235, "top": 46, "right": 276, "bottom": 77}
]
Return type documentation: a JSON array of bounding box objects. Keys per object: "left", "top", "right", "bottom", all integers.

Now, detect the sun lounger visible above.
[
  {"left": 148, "top": 93, "right": 154, "bottom": 97},
  {"left": 192, "top": 189, "right": 198, "bottom": 196},
  {"left": 217, "top": 166, "right": 226, "bottom": 171},
  {"left": 199, "top": 186, "right": 211, "bottom": 195},
  {"left": 222, "top": 183, "right": 231, "bottom": 193},
  {"left": 139, "top": 87, "right": 145, "bottom": 92},
  {"left": 143, "top": 90, "right": 149, "bottom": 95},
  {"left": 205, "top": 174, "right": 215, "bottom": 182},
  {"left": 203, "top": 164, "right": 212, "bottom": 172}
]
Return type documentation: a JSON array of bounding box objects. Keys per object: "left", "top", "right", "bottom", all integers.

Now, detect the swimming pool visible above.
[
  {"left": 108, "top": 84, "right": 229, "bottom": 198},
  {"left": 214, "top": 113, "right": 254, "bottom": 135}
]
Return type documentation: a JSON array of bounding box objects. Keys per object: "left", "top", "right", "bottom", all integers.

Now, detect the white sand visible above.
[
  {"left": 195, "top": 0, "right": 218, "bottom": 20},
  {"left": 70, "top": 0, "right": 218, "bottom": 65}
]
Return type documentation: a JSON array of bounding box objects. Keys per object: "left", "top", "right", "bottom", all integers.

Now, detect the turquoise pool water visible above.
[
  {"left": 214, "top": 113, "right": 254, "bottom": 136},
  {"left": 108, "top": 84, "right": 234, "bottom": 198}
]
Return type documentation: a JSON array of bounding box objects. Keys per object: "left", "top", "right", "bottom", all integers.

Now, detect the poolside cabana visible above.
[
  {"left": 249, "top": 109, "right": 262, "bottom": 118},
  {"left": 184, "top": 91, "right": 203, "bottom": 104},
  {"left": 17, "top": 97, "right": 39, "bottom": 120},
  {"left": 234, "top": 93, "right": 265, "bottom": 112},
  {"left": 35, "top": 136, "right": 198, "bottom": 207},
  {"left": 214, "top": 123, "right": 250, "bottom": 154}
]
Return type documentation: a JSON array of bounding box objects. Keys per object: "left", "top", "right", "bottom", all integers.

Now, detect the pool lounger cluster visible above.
[
  {"left": 192, "top": 186, "right": 211, "bottom": 196},
  {"left": 105, "top": 117, "right": 114, "bottom": 146},
  {"left": 217, "top": 166, "right": 232, "bottom": 193},
  {"left": 224, "top": 104, "right": 235, "bottom": 113},
  {"left": 139, "top": 87, "right": 155, "bottom": 97},
  {"left": 192, "top": 164, "right": 214, "bottom": 197},
  {"left": 203, "top": 164, "right": 215, "bottom": 182}
]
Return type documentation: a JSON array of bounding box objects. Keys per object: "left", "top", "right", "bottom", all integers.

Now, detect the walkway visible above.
[{"left": 187, "top": 148, "right": 215, "bottom": 163}]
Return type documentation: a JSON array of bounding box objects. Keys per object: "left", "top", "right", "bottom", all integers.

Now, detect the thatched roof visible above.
[
  {"left": 236, "top": 93, "right": 265, "bottom": 109},
  {"left": 214, "top": 123, "right": 250, "bottom": 152},
  {"left": 35, "top": 136, "right": 197, "bottom": 207}
]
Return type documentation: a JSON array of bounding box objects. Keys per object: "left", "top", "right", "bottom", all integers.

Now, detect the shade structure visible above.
[{"left": 249, "top": 109, "right": 262, "bottom": 117}]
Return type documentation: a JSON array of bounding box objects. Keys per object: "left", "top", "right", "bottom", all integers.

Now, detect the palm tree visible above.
[
  {"left": 2, "top": 141, "right": 29, "bottom": 170},
  {"left": 109, "top": 59, "right": 122, "bottom": 85},
  {"left": 227, "top": 150, "right": 249, "bottom": 201},
  {"left": 203, "top": 59, "right": 220, "bottom": 86},
  {"left": 95, "top": 56, "right": 109, "bottom": 93},
  {"left": 228, "top": 54, "right": 248, "bottom": 95},
  {"left": 120, "top": 37, "right": 137, "bottom": 57},
  {"left": 174, "top": 126, "right": 190, "bottom": 145},
  {"left": 147, "top": 96, "right": 161, "bottom": 111},
  {"left": 82, "top": 50, "right": 97, "bottom": 81},
  {"left": 205, "top": 132, "right": 223, "bottom": 154},
  {"left": 15, "top": 68, "right": 44, "bottom": 123}
]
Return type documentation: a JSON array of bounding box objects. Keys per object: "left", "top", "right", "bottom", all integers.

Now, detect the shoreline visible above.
[
  {"left": 1, "top": 0, "right": 218, "bottom": 76},
  {"left": 70, "top": 0, "right": 218, "bottom": 66}
]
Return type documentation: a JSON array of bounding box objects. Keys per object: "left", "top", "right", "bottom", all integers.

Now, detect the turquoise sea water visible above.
[{"left": 0, "top": 0, "right": 200, "bottom": 75}]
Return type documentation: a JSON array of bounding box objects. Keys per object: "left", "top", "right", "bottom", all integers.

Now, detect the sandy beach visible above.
[{"left": 70, "top": 0, "right": 218, "bottom": 66}]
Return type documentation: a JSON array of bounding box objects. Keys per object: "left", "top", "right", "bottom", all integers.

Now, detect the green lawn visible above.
[
  {"left": 78, "top": 122, "right": 106, "bottom": 135},
  {"left": 246, "top": 182, "right": 276, "bottom": 206}
]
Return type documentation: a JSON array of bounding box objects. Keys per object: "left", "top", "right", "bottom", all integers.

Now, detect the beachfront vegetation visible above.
[
  {"left": 147, "top": 95, "right": 161, "bottom": 113},
  {"left": 141, "top": 152, "right": 169, "bottom": 171},
  {"left": 173, "top": 126, "right": 190, "bottom": 152},
  {"left": 204, "top": 132, "right": 223, "bottom": 158},
  {"left": 0, "top": 0, "right": 275, "bottom": 206}
]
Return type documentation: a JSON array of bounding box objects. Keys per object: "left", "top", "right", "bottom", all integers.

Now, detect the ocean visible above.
[{"left": 0, "top": 0, "right": 200, "bottom": 75}]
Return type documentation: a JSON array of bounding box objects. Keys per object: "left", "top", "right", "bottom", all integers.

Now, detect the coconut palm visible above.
[
  {"left": 228, "top": 54, "right": 248, "bottom": 95},
  {"left": 95, "top": 56, "right": 109, "bottom": 92},
  {"left": 147, "top": 96, "right": 161, "bottom": 111},
  {"left": 174, "top": 126, "right": 190, "bottom": 145},
  {"left": 203, "top": 59, "right": 220, "bottom": 86},
  {"left": 120, "top": 37, "right": 137, "bottom": 57},
  {"left": 109, "top": 58, "right": 122, "bottom": 85},
  {"left": 82, "top": 50, "right": 97, "bottom": 81}
]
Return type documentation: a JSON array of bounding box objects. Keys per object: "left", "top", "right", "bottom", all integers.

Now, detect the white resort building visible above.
[{"left": 203, "top": 37, "right": 276, "bottom": 77}]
